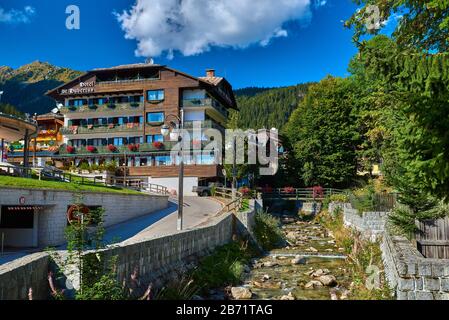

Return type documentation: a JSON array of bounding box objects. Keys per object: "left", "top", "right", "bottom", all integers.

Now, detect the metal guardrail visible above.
[
  {"left": 61, "top": 124, "right": 144, "bottom": 135},
  {"left": 259, "top": 187, "right": 344, "bottom": 200},
  {"left": 110, "top": 177, "right": 169, "bottom": 195}
]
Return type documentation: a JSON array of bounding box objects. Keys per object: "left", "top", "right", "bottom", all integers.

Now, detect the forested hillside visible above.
[
  {"left": 0, "top": 61, "right": 82, "bottom": 115},
  {"left": 233, "top": 83, "right": 311, "bottom": 130}
]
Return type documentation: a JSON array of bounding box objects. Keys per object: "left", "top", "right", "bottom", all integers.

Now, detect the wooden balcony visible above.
[
  {"left": 60, "top": 102, "right": 144, "bottom": 116},
  {"left": 61, "top": 123, "right": 144, "bottom": 136},
  {"left": 129, "top": 164, "right": 221, "bottom": 178}
]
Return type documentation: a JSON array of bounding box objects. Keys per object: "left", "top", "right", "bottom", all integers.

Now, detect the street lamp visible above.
[{"left": 161, "top": 111, "right": 185, "bottom": 231}]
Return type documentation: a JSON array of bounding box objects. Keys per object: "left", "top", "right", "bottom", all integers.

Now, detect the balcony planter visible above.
[
  {"left": 107, "top": 144, "right": 118, "bottom": 153},
  {"left": 128, "top": 144, "right": 140, "bottom": 152},
  {"left": 107, "top": 103, "right": 116, "bottom": 109},
  {"left": 68, "top": 106, "right": 77, "bottom": 111},
  {"left": 66, "top": 146, "right": 76, "bottom": 154},
  {"left": 86, "top": 146, "right": 97, "bottom": 153},
  {"left": 283, "top": 186, "right": 295, "bottom": 194},
  {"left": 153, "top": 141, "right": 164, "bottom": 150},
  {"left": 88, "top": 104, "right": 97, "bottom": 110},
  {"left": 130, "top": 102, "right": 140, "bottom": 108}
]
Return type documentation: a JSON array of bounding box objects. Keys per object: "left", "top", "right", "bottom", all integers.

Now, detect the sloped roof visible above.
[{"left": 198, "top": 76, "right": 224, "bottom": 86}]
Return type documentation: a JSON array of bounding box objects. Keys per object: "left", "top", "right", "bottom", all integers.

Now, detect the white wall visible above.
[{"left": 148, "top": 177, "right": 199, "bottom": 196}]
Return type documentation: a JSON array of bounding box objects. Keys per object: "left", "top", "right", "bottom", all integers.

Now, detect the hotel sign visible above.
[{"left": 60, "top": 81, "right": 96, "bottom": 95}]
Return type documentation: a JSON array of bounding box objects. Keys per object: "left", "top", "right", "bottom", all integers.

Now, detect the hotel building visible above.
[{"left": 46, "top": 63, "right": 237, "bottom": 194}]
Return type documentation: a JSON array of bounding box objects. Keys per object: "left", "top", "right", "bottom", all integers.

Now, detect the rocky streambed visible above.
[{"left": 227, "top": 215, "right": 353, "bottom": 300}]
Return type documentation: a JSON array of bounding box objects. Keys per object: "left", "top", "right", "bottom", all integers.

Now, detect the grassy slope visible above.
[{"left": 0, "top": 176, "right": 142, "bottom": 195}]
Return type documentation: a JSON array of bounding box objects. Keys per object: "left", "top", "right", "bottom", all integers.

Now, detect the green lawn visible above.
[{"left": 0, "top": 175, "right": 143, "bottom": 195}]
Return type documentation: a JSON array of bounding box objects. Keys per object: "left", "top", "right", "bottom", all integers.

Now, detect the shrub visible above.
[
  {"left": 253, "top": 210, "right": 285, "bottom": 251},
  {"left": 106, "top": 161, "right": 118, "bottom": 173},
  {"left": 192, "top": 242, "right": 250, "bottom": 290},
  {"left": 329, "top": 194, "right": 349, "bottom": 203},
  {"left": 155, "top": 276, "right": 200, "bottom": 300},
  {"left": 79, "top": 162, "right": 91, "bottom": 172}
]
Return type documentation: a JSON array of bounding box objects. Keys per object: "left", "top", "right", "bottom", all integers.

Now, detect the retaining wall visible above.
[
  {"left": 0, "top": 188, "right": 169, "bottom": 247},
  {"left": 382, "top": 231, "right": 449, "bottom": 300},
  {"left": 330, "top": 202, "right": 388, "bottom": 241},
  {"left": 0, "top": 253, "right": 50, "bottom": 300}
]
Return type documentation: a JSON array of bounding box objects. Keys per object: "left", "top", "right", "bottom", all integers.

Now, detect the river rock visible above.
[
  {"left": 308, "top": 247, "right": 318, "bottom": 253},
  {"left": 317, "top": 275, "right": 337, "bottom": 287},
  {"left": 311, "top": 269, "right": 329, "bottom": 278},
  {"left": 329, "top": 289, "right": 338, "bottom": 300},
  {"left": 262, "top": 274, "right": 271, "bottom": 281},
  {"left": 286, "top": 232, "right": 297, "bottom": 240},
  {"left": 231, "top": 287, "right": 252, "bottom": 300},
  {"left": 253, "top": 281, "right": 282, "bottom": 289},
  {"left": 305, "top": 280, "right": 323, "bottom": 289},
  {"left": 280, "top": 292, "right": 295, "bottom": 300},
  {"left": 291, "top": 256, "right": 307, "bottom": 265},
  {"left": 263, "top": 261, "right": 279, "bottom": 268}
]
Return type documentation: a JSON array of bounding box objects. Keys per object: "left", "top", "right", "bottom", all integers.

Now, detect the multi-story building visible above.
[{"left": 46, "top": 63, "right": 237, "bottom": 194}]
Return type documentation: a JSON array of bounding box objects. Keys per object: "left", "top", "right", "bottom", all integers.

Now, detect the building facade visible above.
[{"left": 46, "top": 63, "right": 237, "bottom": 194}]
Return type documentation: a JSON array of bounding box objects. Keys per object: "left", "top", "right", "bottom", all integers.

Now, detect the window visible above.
[
  {"left": 155, "top": 156, "right": 172, "bottom": 166},
  {"left": 146, "top": 112, "right": 164, "bottom": 123},
  {"left": 147, "top": 90, "right": 165, "bottom": 101},
  {"left": 146, "top": 135, "right": 164, "bottom": 143}
]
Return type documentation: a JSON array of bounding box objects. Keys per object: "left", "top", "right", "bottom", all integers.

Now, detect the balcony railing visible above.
[
  {"left": 60, "top": 102, "right": 144, "bottom": 114},
  {"left": 58, "top": 140, "right": 216, "bottom": 156},
  {"left": 182, "top": 98, "right": 228, "bottom": 116},
  {"left": 61, "top": 123, "right": 144, "bottom": 135},
  {"left": 183, "top": 120, "right": 225, "bottom": 131}
]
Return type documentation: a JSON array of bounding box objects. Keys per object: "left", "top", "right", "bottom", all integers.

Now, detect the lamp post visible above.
[
  {"left": 161, "top": 111, "right": 184, "bottom": 231},
  {"left": 0, "top": 91, "right": 3, "bottom": 103}
]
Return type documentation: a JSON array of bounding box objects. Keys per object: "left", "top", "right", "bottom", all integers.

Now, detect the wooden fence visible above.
[{"left": 416, "top": 217, "right": 449, "bottom": 259}]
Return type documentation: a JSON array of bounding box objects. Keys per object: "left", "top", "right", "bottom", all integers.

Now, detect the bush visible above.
[
  {"left": 79, "top": 162, "right": 91, "bottom": 172},
  {"left": 192, "top": 242, "right": 250, "bottom": 290},
  {"left": 253, "top": 210, "right": 285, "bottom": 251},
  {"left": 105, "top": 161, "right": 118, "bottom": 173}
]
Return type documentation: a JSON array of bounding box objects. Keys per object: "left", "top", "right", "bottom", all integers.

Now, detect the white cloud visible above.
[
  {"left": 0, "top": 6, "right": 36, "bottom": 24},
  {"left": 116, "top": 0, "right": 314, "bottom": 59}
]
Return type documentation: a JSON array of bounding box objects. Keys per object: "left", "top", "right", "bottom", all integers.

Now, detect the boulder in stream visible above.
[
  {"left": 317, "top": 275, "right": 337, "bottom": 287},
  {"left": 231, "top": 287, "right": 253, "bottom": 300},
  {"left": 280, "top": 292, "right": 296, "bottom": 300},
  {"left": 291, "top": 256, "right": 307, "bottom": 265},
  {"left": 305, "top": 280, "right": 324, "bottom": 289}
]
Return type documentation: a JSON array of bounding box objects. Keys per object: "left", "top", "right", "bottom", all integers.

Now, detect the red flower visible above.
[
  {"left": 107, "top": 144, "right": 117, "bottom": 152},
  {"left": 152, "top": 141, "right": 164, "bottom": 149},
  {"left": 128, "top": 144, "right": 140, "bottom": 152},
  {"left": 283, "top": 186, "right": 295, "bottom": 194},
  {"left": 86, "top": 146, "right": 97, "bottom": 153},
  {"left": 66, "top": 146, "right": 75, "bottom": 154},
  {"left": 312, "top": 186, "right": 324, "bottom": 198}
]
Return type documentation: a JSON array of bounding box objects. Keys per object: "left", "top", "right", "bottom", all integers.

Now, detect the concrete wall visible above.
[
  {"left": 382, "top": 231, "right": 449, "bottom": 300},
  {"left": 0, "top": 253, "right": 50, "bottom": 300},
  {"left": 96, "top": 212, "right": 234, "bottom": 289},
  {"left": 0, "top": 188, "right": 169, "bottom": 247},
  {"left": 333, "top": 202, "right": 388, "bottom": 242},
  {"left": 148, "top": 176, "right": 199, "bottom": 196}
]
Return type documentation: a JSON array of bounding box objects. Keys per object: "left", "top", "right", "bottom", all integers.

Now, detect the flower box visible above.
[
  {"left": 107, "top": 103, "right": 116, "bottom": 109},
  {"left": 128, "top": 144, "right": 140, "bottom": 152},
  {"left": 66, "top": 146, "right": 76, "bottom": 154},
  {"left": 130, "top": 102, "right": 140, "bottom": 107},
  {"left": 88, "top": 104, "right": 97, "bottom": 110},
  {"left": 86, "top": 146, "right": 97, "bottom": 153},
  {"left": 107, "top": 144, "right": 117, "bottom": 152},
  {"left": 153, "top": 141, "right": 164, "bottom": 150}
]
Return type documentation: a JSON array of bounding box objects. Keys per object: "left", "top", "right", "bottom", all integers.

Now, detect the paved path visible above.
[
  {"left": 103, "top": 196, "right": 223, "bottom": 244},
  {"left": 0, "top": 197, "right": 223, "bottom": 266}
]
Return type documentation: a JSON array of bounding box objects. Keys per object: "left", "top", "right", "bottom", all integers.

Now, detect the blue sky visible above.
[{"left": 0, "top": 0, "right": 365, "bottom": 89}]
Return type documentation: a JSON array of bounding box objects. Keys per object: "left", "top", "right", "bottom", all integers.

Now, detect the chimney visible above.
[{"left": 206, "top": 69, "right": 215, "bottom": 78}]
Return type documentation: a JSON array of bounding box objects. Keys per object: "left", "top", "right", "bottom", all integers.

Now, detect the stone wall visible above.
[
  {"left": 93, "top": 212, "right": 235, "bottom": 289},
  {"left": 382, "top": 231, "right": 449, "bottom": 300},
  {"left": 0, "top": 188, "right": 169, "bottom": 247},
  {"left": 0, "top": 253, "right": 50, "bottom": 300},
  {"left": 333, "top": 202, "right": 388, "bottom": 241}
]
